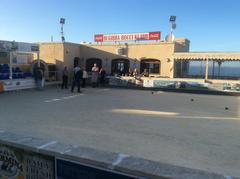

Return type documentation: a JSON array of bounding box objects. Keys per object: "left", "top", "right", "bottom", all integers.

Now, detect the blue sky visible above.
[{"left": 0, "top": 0, "right": 240, "bottom": 51}]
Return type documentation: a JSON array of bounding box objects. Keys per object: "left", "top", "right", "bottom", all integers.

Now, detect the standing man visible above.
[
  {"left": 99, "top": 68, "right": 106, "bottom": 86},
  {"left": 82, "top": 68, "right": 88, "bottom": 88},
  {"left": 71, "top": 65, "right": 83, "bottom": 93},
  {"left": 34, "top": 66, "right": 44, "bottom": 90},
  {"left": 91, "top": 63, "right": 99, "bottom": 88},
  {"left": 61, "top": 66, "right": 69, "bottom": 89}
]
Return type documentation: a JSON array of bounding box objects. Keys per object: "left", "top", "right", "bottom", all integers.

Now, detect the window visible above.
[
  {"left": 140, "top": 59, "right": 160, "bottom": 74},
  {"left": 111, "top": 59, "right": 130, "bottom": 75}
]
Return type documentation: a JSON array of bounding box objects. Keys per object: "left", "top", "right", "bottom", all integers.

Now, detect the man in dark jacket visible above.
[
  {"left": 71, "top": 65, "right": 83, "bottom": 93},
  {"left": 61, "top": 66, "right": 69, "bottom": 89},
  {"left": 34, "top": 67, "right": 44, "bottom": 90}
]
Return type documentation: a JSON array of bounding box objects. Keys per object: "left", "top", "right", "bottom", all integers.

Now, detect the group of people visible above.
[
  {"left": 34, "top": 64, "right": 147, "bottom": 92},
  {"left": 119, "top": 68, "right": 149, "bottom": 78},
  {"left": 61, "top": 63, "right": 106, "bottom": 93}
]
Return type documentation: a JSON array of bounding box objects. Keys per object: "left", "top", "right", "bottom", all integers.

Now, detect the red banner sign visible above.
[{"left": 94, "top": 32, "right": 161, "bottom": 42}]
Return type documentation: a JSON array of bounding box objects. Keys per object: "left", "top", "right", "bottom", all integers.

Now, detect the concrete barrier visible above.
[
  {"left": 108, "top": 76, "right": 240, "bottom": 96},
  {"left": 0, "top": 131, "right": 238, "bottom": 179}
]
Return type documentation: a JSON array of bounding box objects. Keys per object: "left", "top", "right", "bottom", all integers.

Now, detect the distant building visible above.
[{"left": 0, "top": 40, "right": 38, "bottom": 52}]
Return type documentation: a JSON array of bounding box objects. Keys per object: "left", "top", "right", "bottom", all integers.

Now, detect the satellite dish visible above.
[{"left": 165, "top": 33, "right": 175, "bottom": 42}]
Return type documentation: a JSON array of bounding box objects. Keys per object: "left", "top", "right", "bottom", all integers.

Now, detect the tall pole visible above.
[
  {"left": 218, "top": 61, "right": 222, "bottom": 78},
  {"left": 169, "top": 16, "right": 176, "bottom": 42},
  {"left": 60, "top": 18, "right": 65, "bottom": 42},
  {"left": 212, "top": 61, "right": 215, "bottom": 78},
  {"left": 200, "top": 60, "right": 202, "bottom": 76},
  {"left": 9, "top": 51, "right": 13, "bottom": 81},
  {"left": 9, "top": 41, "right": 16, "bottom": 81},
  {"left": 205, "top": 58, "right": 209, "bottom": 81},
  {"left": 61, "top": 23, "right": 63, "bottom": 42}
]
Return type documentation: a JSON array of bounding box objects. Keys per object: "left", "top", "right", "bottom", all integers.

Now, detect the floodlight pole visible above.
[
  {"left": 205, "top": 58, "right": 209, "bottom": 81},
  {"left": 169, "top": 16, "right": 176, "bottom": 42},
  {"left": 60, "top": 18, "right": 65, "bottom": 43},
  {"left": 9, "top": 41, "right": 16, "bottom": 81},
  {"left": 61, "top": 23, "right": 64, "bottom": 42},
  {"left": 9, "top": 51, "right": 13, "bottom": 81},
  {"left": 170, "top": 23, "right": 173, "bottom": 40}
]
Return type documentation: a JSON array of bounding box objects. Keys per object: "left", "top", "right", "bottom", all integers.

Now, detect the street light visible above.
[
  {"left": 60, "top": 18, "right": 65, "bottom": 42},
  {"left": 169, "top": 15, "right": 176, "bottom": 34},
  {"left": 6, "top": 41, "right": 17, "bottom": 80},
  {"left": 169, "top": 16, "right": 176, "bottom": 22},
  {"left": 165, "top": 16, "right": 177, "bottom": 42}
]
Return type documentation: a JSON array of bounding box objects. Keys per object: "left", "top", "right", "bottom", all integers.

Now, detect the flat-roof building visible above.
[{"left": 39, "top": 38, "right": 190, "bottom": 79}]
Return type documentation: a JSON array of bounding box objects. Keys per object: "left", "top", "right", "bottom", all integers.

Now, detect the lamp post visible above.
[
  {"left": 60, "top": 18, "right": 65, "bottom": 42},
  {"left": 169, "top": 16, "right": 176, "bottom": 36},
  {"left": 205, "top": 58, "right": 209, "bottom": 81},
  {"left": 8, "top": 41, "right": 17, "bottom": 81},
  {"left": 217, "top": 61, "right": 222, "bottom": 78},
  {"left": 165, "top": 16, "right": 176, "bottom": 42}
]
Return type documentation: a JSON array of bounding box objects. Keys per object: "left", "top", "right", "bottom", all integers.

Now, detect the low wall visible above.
[
  {"left": 3, "top": 79, "right": 36, "bottom": 91},
  {"left": 108, "top": 76, "right": 240, "bottom": 95},
  {"left": 0, "top": 131, "right": 237, "bottom": 179}
]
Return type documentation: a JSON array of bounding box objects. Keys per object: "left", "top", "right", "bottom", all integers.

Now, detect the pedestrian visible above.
[
  {"left": 71, "top": 65, "right": 83, "bottom": 93},
  {"left": 82, "top": 68, "right": 88, "bottom": 88},
  {"left": 61, "top": 66, "right": 69, "bottom": 89},
  {"left": 34, "top": 66, "right": 44, "bottom": 90},
  {"left": 99, "top": 68, "right": 106, "bottom": 86},
  {"left": 142, "top": 68, "right": 149, "bottom": 77},
  {"left": 91, "top": 63, "right": 99, "bottom": 87},
  {"left": 128, "top": 68, "right": 133, "bottom": 76},
  {"left": 133, "top": 68, "right": 139, "bottom": 77}
]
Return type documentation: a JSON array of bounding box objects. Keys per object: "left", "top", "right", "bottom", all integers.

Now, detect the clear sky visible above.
[{"left": 0, "top": 0, "right": 240, "bottom": 51}]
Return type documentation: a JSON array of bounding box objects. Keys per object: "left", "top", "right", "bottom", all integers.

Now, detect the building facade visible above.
[{"left": 39, "top": 38, "right": 190, "bottom": 79}]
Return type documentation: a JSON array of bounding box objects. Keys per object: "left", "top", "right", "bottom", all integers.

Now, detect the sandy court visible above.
[{"left": 0, "top": 86, "right": 239, "bottom": 177}]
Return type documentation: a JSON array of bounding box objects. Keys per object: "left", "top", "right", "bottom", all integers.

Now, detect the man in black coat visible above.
[{"left": 71, "top": 65, "right": 83, "bottom": 93}]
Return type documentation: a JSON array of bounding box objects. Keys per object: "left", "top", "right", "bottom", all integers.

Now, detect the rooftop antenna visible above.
[
  {"left": 165, "top": 16, "right": 176, "bottom": 42},
  {"left": 60, "top": 18, "right": 65, "bottom": 42}
]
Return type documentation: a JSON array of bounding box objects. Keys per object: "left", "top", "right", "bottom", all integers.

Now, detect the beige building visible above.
[
  {"left": 38, "top": 39, "right": 240, "bottom": 82},
  {"left": 39, "top": 38, "right": 190, "bottom": 79}
]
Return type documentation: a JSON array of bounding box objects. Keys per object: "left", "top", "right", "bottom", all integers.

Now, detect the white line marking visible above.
[
  {"left": 153, "top": 91, "right": 164, "bottom": 94},
  {"left": 62, "top": 95, "right": 77, "bottom": 99},
  {"left": 111, "top": 109, "right": 179, "bottom": 116},
  {"left": 172, "top": 115, "right": 240, "bottom": 121},
  {"left": 16, "top": 137, "right": 33, "bottom": 143},
  {"left": 62, "top": 149, "right": 72, "bottom": 154},
  {"left": 111, "top": 109, "right": 240, "bottom": 120},
  {"left": 61, "top": 145, "right": 79, "bottom": 154},
  {"left": 225, "top": 176, "right": 233, "bottom": 179},
  {"left": 44, "top": 94, "right": 84, "bottom": 103},
  {"left": 37, "top": 141, "right": 57, "bottom": 149},
  {"left": 112, "top": 153, "right": 129, "bottom": 166},
  {"left": 45, "top": 99, "right": 61, "bottom": 103},
  {"left": 96, "top": 88, "right": 110, "bottom": 92}
]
